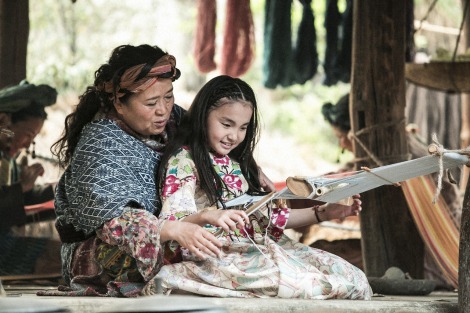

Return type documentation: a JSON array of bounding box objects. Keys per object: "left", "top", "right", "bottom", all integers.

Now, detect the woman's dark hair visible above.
[
  {"left": 52, "top": 44, "right": 179, "bottom": 167},
  {"left": 321, "top": 93, "right": 351, "bottom": 133},
  {"left": 157, "top": 75, "right": 262, "bottom": 205},
  {"left": 11, "top": 102, "right": 48, "bottom": 124}
]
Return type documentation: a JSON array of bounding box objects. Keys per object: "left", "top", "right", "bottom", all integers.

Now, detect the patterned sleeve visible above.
[
  {"left": 245, "top": 206, "right": 290, "bottom": 242},
  {"left": 159, "top": 147, "right": 199, "bottom": 221},
  {"left": 96, "top": 207, "right": 167, "bottom": 281}
]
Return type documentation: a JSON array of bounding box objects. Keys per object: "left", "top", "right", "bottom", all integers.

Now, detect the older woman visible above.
[{"left": 50, "top": 44, "right": 225, "bottom": 297}]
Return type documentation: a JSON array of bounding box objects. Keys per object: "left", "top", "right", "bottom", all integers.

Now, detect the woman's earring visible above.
[
  {"left": 31, "top": 141, "right": 36, "bottom": 159},
  {"left": 336, "top": 148, "right": 345, "bottom": 163}
]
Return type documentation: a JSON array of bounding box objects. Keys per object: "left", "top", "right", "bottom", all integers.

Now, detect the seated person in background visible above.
[
  {"left": 153, "top": 75, "right": 372, "bottom": 299},
  {"left": 321, "top": 93, "right": 462, "bottom": 290},
  {"left": 0, "top": 81, "right": 61, "bottom": 277}
]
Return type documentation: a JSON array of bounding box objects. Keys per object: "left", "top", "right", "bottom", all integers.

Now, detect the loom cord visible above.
[
  {"left": 220, "top": 0, "right": 255, "bottom": 77},
  {"left": 193, "top": 0, "right": 217, "bottom": 73},
  {"left": 350, "top": 118, "right": 408, "bottom": 167},
  {"left": 429, "top": 134, "right": 470, "bottom": 203}
]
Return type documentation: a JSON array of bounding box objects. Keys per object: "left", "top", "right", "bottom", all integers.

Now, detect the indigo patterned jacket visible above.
[{"left": 55, "top": 104, "right": 185, "bottom": 242}]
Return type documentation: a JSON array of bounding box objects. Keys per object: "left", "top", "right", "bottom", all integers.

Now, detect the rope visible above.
[
  {"left": 448, "top": 0, "right": 470, "bottom": 92},
  {"left": 350, "top": 118, "right": 409, "bottom": 167},
  {"left": 414, "top": 0, "right": 439, "bottom": 34},
  {"left": 428, "top": 133, "right": 470, "bottom": 203}
]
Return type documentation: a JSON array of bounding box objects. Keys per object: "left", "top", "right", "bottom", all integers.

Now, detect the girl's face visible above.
[
  {"left": 114, "top": 78, "right": 174, "bottom": 137},
  {"left": 206, "top": 100, "right": 253, "bottom": 156}
]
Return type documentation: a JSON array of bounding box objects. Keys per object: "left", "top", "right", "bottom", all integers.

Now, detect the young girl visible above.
[{"left": 151, "top": 75, "right": 372, "bottom": 299}]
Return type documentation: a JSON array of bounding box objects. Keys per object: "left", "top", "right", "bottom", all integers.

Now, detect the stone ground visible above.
[{"left": 0, "top": 285, "right": 458, "bottom": 313}]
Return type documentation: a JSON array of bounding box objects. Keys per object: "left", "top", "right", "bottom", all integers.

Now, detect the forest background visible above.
[{"left": 26, "top": 0, "right": 461, "bottom": 185}]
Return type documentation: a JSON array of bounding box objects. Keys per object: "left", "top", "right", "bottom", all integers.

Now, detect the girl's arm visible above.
[
  {"left": 182, "top": 208, "right": 250, "bottom": 234},
  {"left": 285, "top": 194, "right": 362, "bottom": 229}
]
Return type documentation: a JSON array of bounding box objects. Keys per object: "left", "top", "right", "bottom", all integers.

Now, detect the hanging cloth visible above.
[
  {"left": 193, "top": 0, "right": 217, "bottom": 73},
  {"left": 220, "top": 0, "right": 255, "bottom": 77},
  {"left": 293, "top": 0, "right": 318, "bottom": 85},
  {"left": 263, "top": 0, "right": 318, "bottom": 88}
]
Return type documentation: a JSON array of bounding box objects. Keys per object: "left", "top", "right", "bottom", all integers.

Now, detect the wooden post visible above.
[
  {"left": 460, "top": 179, "right": 470, "bottom": 312},
  {"left": 350, "top": 0, "right": 424, "bottom": 278},
  {"left": 0, "top": 0, "right": 29, "bottom": 89},
  {"left": 459, "top": 1, "right": 470, "bottom": 311},
  {"left": 460, "top": 0, "right": 470, "bottom": 194}
]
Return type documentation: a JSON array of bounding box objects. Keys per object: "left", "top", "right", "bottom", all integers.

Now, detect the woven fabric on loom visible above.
[{"left": 402, "top": 176, "right": 459, "bottom": 288}]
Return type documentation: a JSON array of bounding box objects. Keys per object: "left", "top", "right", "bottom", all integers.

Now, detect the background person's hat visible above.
[{"left": 0, "top": 80, "right": 57, "bottom": 113}]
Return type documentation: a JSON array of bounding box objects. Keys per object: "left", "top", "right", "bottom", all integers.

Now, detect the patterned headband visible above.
[{"left": 101, "top": 54, "right": 178, "bottom": 102}]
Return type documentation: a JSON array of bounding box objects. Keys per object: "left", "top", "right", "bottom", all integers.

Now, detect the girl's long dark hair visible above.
[
  {"left": 51, "top": 44, "right": 170, "bottom": 167},
  {"left": 157, "top": 75, "right": 262, "bottom": 205}
]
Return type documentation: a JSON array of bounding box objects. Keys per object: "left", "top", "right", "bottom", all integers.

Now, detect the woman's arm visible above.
[{"left": 160, "top": 220, "right": 223, "bottom": 259}]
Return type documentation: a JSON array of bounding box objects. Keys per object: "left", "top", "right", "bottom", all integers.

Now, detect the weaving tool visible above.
[{"left": 286, "top": 151, "right": 469, "bottom": 203}]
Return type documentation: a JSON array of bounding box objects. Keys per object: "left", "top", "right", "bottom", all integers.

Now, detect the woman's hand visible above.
[
  {"left": 164, "top": 221, "right": 223, "bottom": 260},
  {"left": 201, "top": 209, "right": 250, "bottom": 233},
  {"left": 320, "top": 194, "right": 362, "bottom": 222},
  {"left": 19, "top": 163, "right": 45, "bottom": 192}
]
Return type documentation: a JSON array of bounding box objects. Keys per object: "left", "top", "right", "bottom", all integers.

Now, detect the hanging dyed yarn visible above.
[
  {"left": 294, "top": 0, "right": 319, "bottom": 85},
  {"left": 193, "top": 0, "right": 255, "bottom": 77},
  {"left": 220, "top": 0, "right": 255, "bottom": 77},
  {"left": 263, "top": 0, "right": 318, "bottom": 88},
  {"left": 323, "top": 0, "right": 353, "bottom": 86},
  {"left": 193, "top": 0, "right": 217, "bottom": 73},
  {"left": 323, "top": 0, "right": 342, "bottom": 86}
]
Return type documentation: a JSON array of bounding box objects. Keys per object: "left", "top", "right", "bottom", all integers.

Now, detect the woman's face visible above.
[
  {"left": 333, "top": 126, "right": 353, "bottom": 152},
  {"left": 206, "top": 100, "right": 253, "bottom": 156},
  {"left": 114, "top": 78, "right": 174, "bottom": 137},
  {"left": 5, "top": 117, "right": 44, "bottom": 158}
]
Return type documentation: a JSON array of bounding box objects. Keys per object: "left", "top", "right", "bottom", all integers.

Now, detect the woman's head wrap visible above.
[
  {"left": 0, "top": 80, "right": 57, "bottom": 113},
  {"left": 321, "top": 93, "right": 351, "bottom": 132},
  {"left": 100, "top": 54, "right": 180, "bottom": 103}
]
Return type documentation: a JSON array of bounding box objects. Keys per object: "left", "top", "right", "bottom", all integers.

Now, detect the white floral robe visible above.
[{"left": 148, "top": 147, "right": 372, "bottom": 299}]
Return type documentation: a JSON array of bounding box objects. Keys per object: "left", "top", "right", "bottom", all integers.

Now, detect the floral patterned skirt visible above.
[{"left": 144, "top": 235, "right": 372, "bottom": 300}]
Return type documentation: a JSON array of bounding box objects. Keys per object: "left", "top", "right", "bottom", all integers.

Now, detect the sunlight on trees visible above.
[{"left": 26, "top": 0, "right": 461, "bottom": 183}]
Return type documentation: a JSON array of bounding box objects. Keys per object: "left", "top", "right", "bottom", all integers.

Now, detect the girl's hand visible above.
[
  {"left": 201, "top": 209, "right": 250, "bottom": 233},
  {"left": 319, "top": 194, "right": 362, "bottom": 222},
  {"left": 169, "top": 221, "right": 223, "bottom": 259}
]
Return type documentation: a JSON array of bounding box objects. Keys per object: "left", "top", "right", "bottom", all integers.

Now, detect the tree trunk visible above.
[
  {"left": 0, "top": 0, "right": 29, "bottom": 89},
  {"left": 350, "top": 0, "right": 424, "bottom": 278}
]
